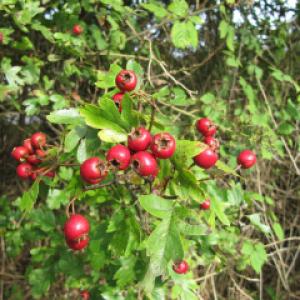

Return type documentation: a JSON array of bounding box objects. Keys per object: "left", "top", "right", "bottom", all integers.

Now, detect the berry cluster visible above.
[
  {"left": 11, "top": 132, "right": 54, "bottom": 180},
  {"left": 79, "top": 128, "right": 176, "bottom": 186},
  {"left": 193, "top": 117, "right": 256, "bottom": 212},
  {"left": 112, "top": 69, "right": 138, "bottom": 112}
]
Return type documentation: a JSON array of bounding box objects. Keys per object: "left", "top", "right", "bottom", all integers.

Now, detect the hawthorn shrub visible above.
[{"left": 1, "top": 1, "right": 299, "bottom": 299}]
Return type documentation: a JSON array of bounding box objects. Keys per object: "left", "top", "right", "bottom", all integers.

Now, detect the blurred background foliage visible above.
[{"left": 0, "top": 0, "right": 299, "bottom": 299}]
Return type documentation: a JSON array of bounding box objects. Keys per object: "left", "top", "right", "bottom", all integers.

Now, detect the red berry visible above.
[
  {"left": 112, "top": 92, "right": 124, "bottom": 112},
  {"left": 66, "top": 237, "right": 89, "bottom": 251},
  {"left": 115, "top": 70, "right": 137, "bottom": 92},
  {"left": 16, "top": 163, "right": 33, "bottom": 179},
  {"left": 200, "top": 199, "right": 210, "bottom": 210},
  {"left": 0, "top": 32, "right": 3, "bottom": 43},
  {"left": 11, "top": 146, "right": 29, "bottom": 162},
  {"left": 237, "top": 150, "right": 256, "bottom": 169},
  {"left": 80, "top": 290, "right": 90, "bottom": 300},
  {"left": 173, "top": 260, "right": 189, "bottom": 274},
  {"left": 203, "top": 136, "right": 219, "bottom": 151},
  {"left": 64, "top": 214, "right": 90, "bottom": 241},
  {"left": 151, "top": 133, "right": 176, "bottom": 159},
  {"left": 27, "top": 149, "right": 46, "bottom": 165},
  {"left": 30, "top": 171, "right": 38, "bottom": 181},
  {"left": 194, "top": 148, "right": 218, "bottom": 169},
  {"left": 80, "top": 157, "right": 108, "bottom": 184},
  {"left": 23, "top": 138, "right": 34, "bottom": 154},
  {"left": 131, "top": 151, "right": 158, "bottom": 177},
  {"left": 31, "top": 132, "right": 46, "bottom": 149},
  {"left": 73, "top": 24, "right": 83, "bottom": 35},
  {"left": 128, "top": 127, "right": 152, "bottom": 152},
  {"left": 196, "top": 118, "right": 216, "bottom": 137},
  {"left": 106, "top": 144, "right": 131, "bottom": 170}
]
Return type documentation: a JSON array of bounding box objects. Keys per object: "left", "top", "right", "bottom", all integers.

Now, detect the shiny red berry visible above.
[
  {"left": 196, "top": 118, "right": 216, "bottom": 137},
  {"left": 11, "top": 146, "right": 29, "bottom": 162},
  {"left": 31, "top": 132, "right": 46, "bottom": 149},
  {"left": 64, "top": 214, "right": 90, "bottom": 241},
  {"left": 80, "top": 157, "right": 108, "bottom": 184},
  {"left": 200, "top": 199, "right": 210, "bottom": 210},
  {"left": 80, "top": 290, "right": 90, "bottom": 300},
  {"left": 23, "top": 138, "right": 34, "bottom": 154},
  {"left": 66, "top": 237, "right": 89, "bottom": 251},
  {"left": 151, "top": 133, "right": 176, "bottom": 159},
  {"left": 16, "top": 163, "right": 33, "bottom": 179},
  {"left": 128, "top": 127, "right": 152, "bottom": 152},
  {"left": 173, "top": 260, "right": 189, "bottom": 274},
  {"left": 194, "top": 148, "right": 218, "bottom": 169},
  {"left": 115, "top": 70, "right": 137, "bottom": 92},
  {"left": 203, "top": 136, "right": 219, "bottom": 151},
  {"left": 112, "top": 92, "right": 124, "bottom": 112},
  {"left": 131, "top": 151, "right": 158, "bottom": 177},
  {"left": 73, "top": 24, "right": 83, "bottom": 35},
  {"left": 237, "top": 150, "right": 256, "bottom": 169},
  {"left": 106, "top": 144, "right": 131, "bottom": 170}
]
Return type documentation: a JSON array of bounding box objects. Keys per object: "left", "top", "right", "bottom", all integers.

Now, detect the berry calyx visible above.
[
  {"left": 173, "top": 260, "right": 189, "bottom": 274},
  {"left": 80, "top": 157, "right": 108, "bottom": 184},
  {"left": 150, "top": 132, "right": 176, "bottom": 159},
  {"left": 112, "top": 92, "right": 124, "bottom": 112},
  {"left": 203, "top": 136, "right": 219, "bottom": 151},
  {"left": 194, "top": 148, "right": 218, "bottom": 169},
  {"left": 128, "top": 127, "right": 152, "bottom": 152},
  {"left": 31, "top": 132, "right": 46, "bottom": 149},
  {"left": 131, "top": 151, "right": 158, "bottom": 177},
  {"left": 16, "top": 163, "right": 33, "bottom": 179},
  {"left": 66, "top": 237, "right": 89, "bottom": 251},
  {"left": 11, "top": 146, "right": 29, "bottom": 162},
  {"left": 115, "top": 70, "right": 137, "bottom": 92},
  {"left": 106, "top": 144, "right": 131, "bottom": 170},
  {"left": 23, "top": 138, "right": 34, "bottom": 154},
  {"left": 196, "top": 118, "right": 216, "bottom": 137},
  {"left": 237, "top": 150, "right": 256, "bottom": 169},
  {"left": 64, "top": 214, "right": 90, "bottom": 241},
  {"left": 80, "top": 290, "right": 90, "bottom": 300},
  {"left": 73, "top": 24, "right": 83, "bottom": 35},
  {"left": 200, "top": 199, "right": 210, "bottom": 210}
]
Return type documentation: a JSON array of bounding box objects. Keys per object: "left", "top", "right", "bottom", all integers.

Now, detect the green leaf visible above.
[
  {"left": 141, "top": 2, "right": 168, "bottom": 19},
  {"left": 47, "top": 108, "right": 84, "bottom": 125},
  {"left": 139, "top": 195, "right": 173, "bottom": 218},
  {"left": 248, "top": 214, "right": 271, "bottom": 234},
  {"left": 168, "top": 0, "right": 188, "bottom": 17},
  {"left": 215, "top": 160, "right": 239, "bottom": 176},
  {"left": 98, "top": 128, "right": 127, "bottom": 143},
  {"left": 277, "top": 122, "right": 294, "bottom": 135},
  {"left": 143, "top": 213, "right": 183, "bottom": 292},
  {"left": 171, "top": 21, "right": 198, "bottom": 49},
  {"left": 28, "top": 268, "right": 52, "bottom": 298},
  {"left": 114, "top": 256, "right": 137, "bottom": 288},
  {"left": 120, "top": 94, "right": 138, "bottom": 128},
  {"left": 47, "top": 189, "right": 69, "bottom": 210},
  {"left": 96, "top": 64, "right": 122, "bottom": 89},
  {"left": 20, "top": 181, "right": 39, "bottom": 212},
  {"left": 250, "top": 243, "right": 267, "bottom": 273},
  {"left": 178, "top": 221, "right": 209, "bottom": 236},
  {"left": 272, "top": 222, "right": 284, "bottom": 240},
  {"left": 172, "top": 140, "right": 206, "bottom": 169},
  {"left": 64, "top": 125, "right": 86, "bottom": 153},
  {"left": 211, "top": 197, "right": 230, "bottom": 226}
]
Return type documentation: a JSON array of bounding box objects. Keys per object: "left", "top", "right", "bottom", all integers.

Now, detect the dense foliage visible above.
[{"left": 0, "top": 0, "right": 299, "bottom": 299}]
